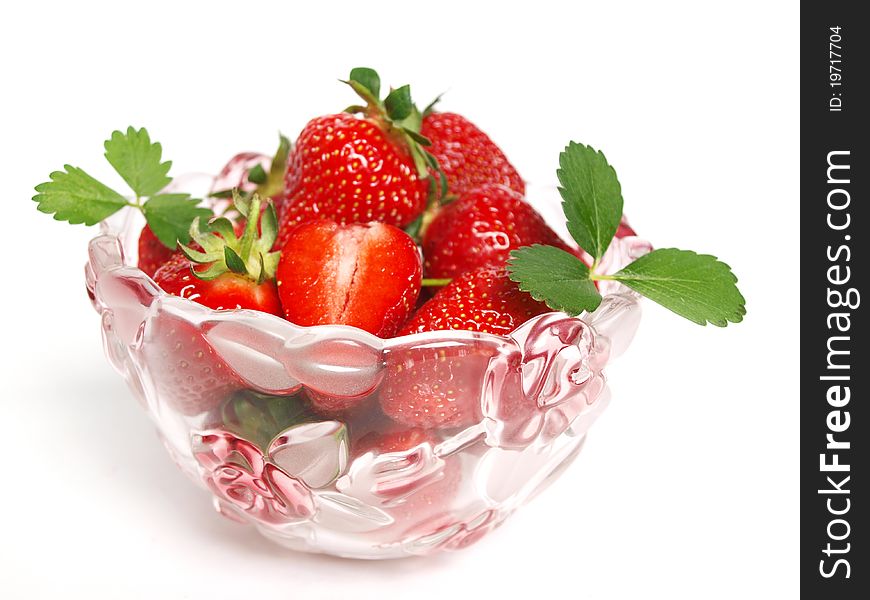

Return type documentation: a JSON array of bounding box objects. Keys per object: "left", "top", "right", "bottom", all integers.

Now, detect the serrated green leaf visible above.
[
  {"left": 384, "top": 85, "right": 413, "bottom": 121},
  {"left": 609, "top": 248, "right": 746, "bottom": 326},
  {"left": 507, "top": 245, "right": 602, "bottom": 315},
  {"left": 142, "top": 194, "right": 212, "bottom": 248},
  {"left": 104, "top": 127, "right": 172, "bottom": 197},
  {"left": 33, "top": 165, "right": 128, "bottom": 225},
  {"left": 558, "top": 142, "right": 623, "bottom": 260},
  {"left": 349, "top": 67, "right": 381, "bottom": 100}
]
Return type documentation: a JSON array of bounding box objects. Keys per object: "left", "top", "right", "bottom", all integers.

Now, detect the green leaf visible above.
[
  {"left": 384, "top": 85, "right": 413, "bottom": 121},
  {"left": 506, "top": 245, "right": 602, "bottom": 315},
  {"left": 558, "top": 142, "right": 623, "bottom": 260},
  {"left": 142, "top": 194, "right": 212, "bottom": 248},
  {"left": 349, "top": 67, "right": 381, "bottom": 100},
  {"left": 104, "top": 126, "right": 172, "bottom": 197},
  {"left": 608, "top": 248, "right": 746, "bottom": 326},
  {"left": 33, "top": 165, "right": 128, "bottom": 225},
  {"left": 247, "top": 163, "right": 267, "bottom": 184}
]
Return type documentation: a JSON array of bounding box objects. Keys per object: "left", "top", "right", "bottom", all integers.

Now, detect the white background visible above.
[{"left": 0, "top": 1, "right": 799, "bottom": 598}]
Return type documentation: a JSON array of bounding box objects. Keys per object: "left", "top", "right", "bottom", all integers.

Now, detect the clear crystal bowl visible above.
[{"left": 84, "top": 166, "right": 650, "bottom": 559}]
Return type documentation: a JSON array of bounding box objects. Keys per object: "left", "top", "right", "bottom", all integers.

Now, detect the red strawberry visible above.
[
  {"left": 142, "top": 313, "right": 241, "bottom": 416},
  {"left": 276, "top": 220, "right": 421, "bottom": 337},
  {"left": 277, "top": 70, "right": 436, "bottom": 245},
  {"left": 380, "top": 267, "right": 547, "bottom": 429},
  {"left": 278, "top": 113, "right": 428, "bottom": 240},
  {"left": 400, "top": 265, "right": 550, "bottom": 336},
  {"left": 303, "top": 388, "right": 376, "bottom": 417},
  {"left": 378, "top": 344, "right": 494, "bottom": 429},
  {"left": 155, "top": 254, "right": 281, "bottom": 314},
  {"left": 422, "top": 184, "right": 574, "bottom": 278},
  {"left": 138, "top": 225, "right": 176, "bottom": 277},
  {"left": 355, "top": 427, "right": 434, "bottom": 456},
  {"left": 154, "top": 194, "right": 283, "bottom": 316},
  {"left": 421, "top": 111, "right": 524, "bottom": 197},
  {"left": 616, "top": 217, "right": 637, "bottom": 238}
]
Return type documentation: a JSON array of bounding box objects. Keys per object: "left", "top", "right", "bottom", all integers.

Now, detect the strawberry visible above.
[
  {"left": 303, "top": 388, "right": 376, "bottom": 418},
  {"left": 355, "top": 427, "right": 434, "bottom": 456},
  {"left": 378, "top": 343, "right": 493, "bottom": 429},
  {"left": 154, "top": 193, "right": 283, "bottom": 316},
  {"left": 137, "top": 224, "right": 177, "bottom": 277},
  {"left": 422, "top": 184, "right": 574, "bottom": 278},
  {"left": 277, "top": 69, "right": 436, "bottom": 246},
  {"left": 142, "top": 313, "right": 242, "bottom": 416},
  {"left": 400, "top": 265, "right": 550, "bottom": 336},
  {"left": 421, "top": 110, "right": 524, "bottom": 197},
  {"left": 276, "top": 220, "right": 421, "bottom": 337},
  {"left": 616, "top": 217, "right": 637, "bottom": 238},
  {"left": 139, "top": 218, "right": 250, "bottom": 279},
  {"left": 379, "top": 266, "right": 548, "bottom": 429}
]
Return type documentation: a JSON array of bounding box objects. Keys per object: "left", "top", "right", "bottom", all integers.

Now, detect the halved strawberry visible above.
[
  {"left": 276, "top": 220, "right": 421, "bottom": 337},
  {"left": 422, "top": 184, "right": 574, "bottom": 278},
  {"left": 421, "top": 110, "right": 524, "bottom": 197},
  {"left": 154, "top": 193, "right": 282, "bottom": 316}
]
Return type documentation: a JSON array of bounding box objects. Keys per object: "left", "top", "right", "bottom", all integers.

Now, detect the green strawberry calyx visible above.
[
  {"left": 342, "top": 67, "right": 448, "bottom": 201},
  {"left": 180, "top": 191, "right": 280, "bottom": 284}
]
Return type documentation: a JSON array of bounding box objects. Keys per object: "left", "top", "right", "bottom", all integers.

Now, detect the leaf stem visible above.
[{"left": 126, "top": 195, "right": 145, "bottom": 211}]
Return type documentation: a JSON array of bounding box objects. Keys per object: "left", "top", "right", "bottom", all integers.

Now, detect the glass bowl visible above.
[{"left": 84, "top": 169, "right": 651, "bottom": 559}]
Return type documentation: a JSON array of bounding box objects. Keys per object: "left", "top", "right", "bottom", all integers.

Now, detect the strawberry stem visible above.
[{"left": 421, "top": 278, "right": 451, "bottom": 287}]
